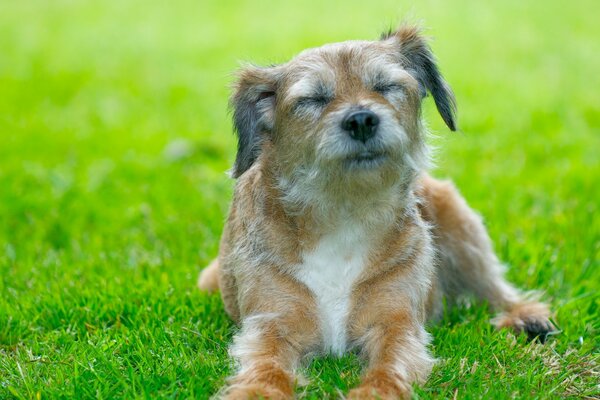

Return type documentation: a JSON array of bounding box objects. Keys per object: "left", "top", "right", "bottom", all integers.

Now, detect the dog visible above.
[{"left": 198, "top": 24, "right": 555, "bottom": 399}]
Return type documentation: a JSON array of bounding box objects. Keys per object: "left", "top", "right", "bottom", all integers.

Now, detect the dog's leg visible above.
[
  {"left": 198, "top": 258, "right": 220, "bottom": 292},
  {"left": 418, "top": 174, "right": 555, "bottom": 341},
  {"left": 348, "top": 308, "right": 433, "bottom": 400},
  {"left": 221, "top": 299, "right": 319, "bottom": 399},
  {"left": 222, "top": 314, "right": 315, "bottom": 399}
]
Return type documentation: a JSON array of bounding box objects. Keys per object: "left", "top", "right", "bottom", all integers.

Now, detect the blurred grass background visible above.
[{"left": 0, "top": 0, "right": 598, "bottom": 398}]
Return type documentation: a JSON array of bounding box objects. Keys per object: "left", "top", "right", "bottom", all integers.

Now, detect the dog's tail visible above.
[{"left": 198, "top": 258, "right": 220, "bottom": 292}]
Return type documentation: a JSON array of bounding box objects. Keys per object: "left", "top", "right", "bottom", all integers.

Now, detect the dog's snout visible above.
[{"left": 341, "top": 111, "right": 379, "bottom": 143}]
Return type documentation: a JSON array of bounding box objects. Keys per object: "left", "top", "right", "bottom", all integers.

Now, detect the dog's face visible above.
[{"left": 230, "top": 26, "right": 456, "bottom": 202}]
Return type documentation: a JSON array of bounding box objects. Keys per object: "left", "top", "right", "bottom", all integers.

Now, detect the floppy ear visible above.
[
  {"left": 382, "top": 25, "right": 457, "bottom": 131},
  {"left": 230, "top": 65, "right": 278, "bottom": 178}
]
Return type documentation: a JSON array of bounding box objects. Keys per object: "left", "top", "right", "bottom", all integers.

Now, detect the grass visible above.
[{"left": 0, "top": 0, "right": 598, "bottom": 398}]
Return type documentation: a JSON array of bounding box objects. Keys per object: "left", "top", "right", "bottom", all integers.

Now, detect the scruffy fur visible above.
[{"left": 198, "top": 25, "right": 555, "bottom": 399}]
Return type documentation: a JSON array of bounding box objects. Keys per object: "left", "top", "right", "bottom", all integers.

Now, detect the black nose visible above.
[{"left": 341, "top": 110, "right": 379, "bottom": 143}]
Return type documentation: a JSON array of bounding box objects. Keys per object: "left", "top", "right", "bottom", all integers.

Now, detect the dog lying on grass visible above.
[{"left": 198, "top": 24, "right": 554, "bottom": 399}]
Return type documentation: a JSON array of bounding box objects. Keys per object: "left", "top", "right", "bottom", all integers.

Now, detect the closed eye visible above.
[
  {"left": 293, "top": 96, "right": 331, "bottom": 110},
  {"left": 373, "top": 82, "right": 404, "bottom": 95}
]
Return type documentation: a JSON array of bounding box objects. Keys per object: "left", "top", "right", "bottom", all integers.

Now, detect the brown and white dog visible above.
[{"left": 198, "top": 25, "right": 554, "bottom": 399}]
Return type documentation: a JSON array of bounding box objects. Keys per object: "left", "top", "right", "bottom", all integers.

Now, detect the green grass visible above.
[{"left": 0, "top": 0, "right": 598, "bottom": 398}]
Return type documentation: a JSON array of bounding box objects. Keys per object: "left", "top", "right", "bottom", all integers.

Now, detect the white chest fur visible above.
[{"left": 293, "top": 223, "right": 371, "bottom": 355}]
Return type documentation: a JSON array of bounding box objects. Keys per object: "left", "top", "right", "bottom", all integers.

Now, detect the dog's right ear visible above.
[
  {"left": 230, "top": 65, "right": 278, "bottom": 178},
  {"left": 382, "top": 24, "right": 457, "bottom": 131}
]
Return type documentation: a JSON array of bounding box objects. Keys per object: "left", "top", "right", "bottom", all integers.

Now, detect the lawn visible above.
[{"left": 0, "top": 0, "right": 598, "bottom": 398}]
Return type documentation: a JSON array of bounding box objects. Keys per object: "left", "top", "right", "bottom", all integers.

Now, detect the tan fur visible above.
[
  {"left": 198, "top": 24, "right": 555, "bottom": 399},
  {"left": 198, "top": 259, "right": 219, "bottom": 292}
]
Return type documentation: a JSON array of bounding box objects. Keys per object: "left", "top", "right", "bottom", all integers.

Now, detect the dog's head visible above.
[{"left": 230, "top": 25, "right": 456, "bottom": 205}]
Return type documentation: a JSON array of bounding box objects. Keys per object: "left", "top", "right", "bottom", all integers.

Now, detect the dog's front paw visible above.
[
  {"left": 492, "top": 301, "right": 556, "bottom": 343},
  {"left": 347, "top": 369, "right": 411, "bottom": 400},
  {"left": 221, "top": 383, "right": 291, "bottom": 400},
  {"left": 347, "top": 385, "right": 411, "bottom": 400},
  {"left": 223, "top": 361, "right": 295, "bottom": 400}
]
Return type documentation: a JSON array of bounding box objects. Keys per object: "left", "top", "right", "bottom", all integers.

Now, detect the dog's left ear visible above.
[
  {"left": 230, "top": 65, "right": 279, "bottom": 178},
  {"left": 382, "top": 25, "right": 457, "bottom": 131}
]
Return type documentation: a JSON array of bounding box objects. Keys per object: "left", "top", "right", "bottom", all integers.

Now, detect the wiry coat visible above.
[{"left": 198, "top": 25, "right": 554, "bottom": 400}]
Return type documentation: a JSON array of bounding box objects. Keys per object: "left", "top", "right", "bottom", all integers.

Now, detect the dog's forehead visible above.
[
  {"left": 284, "top": 40, "right": 393, "bottom": 76},
  {"left": 296, "top": 40, "right": 380, "bottom": 58},
  {"left": 279, "top": 39, "right": 407, "bottom": 99}
]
